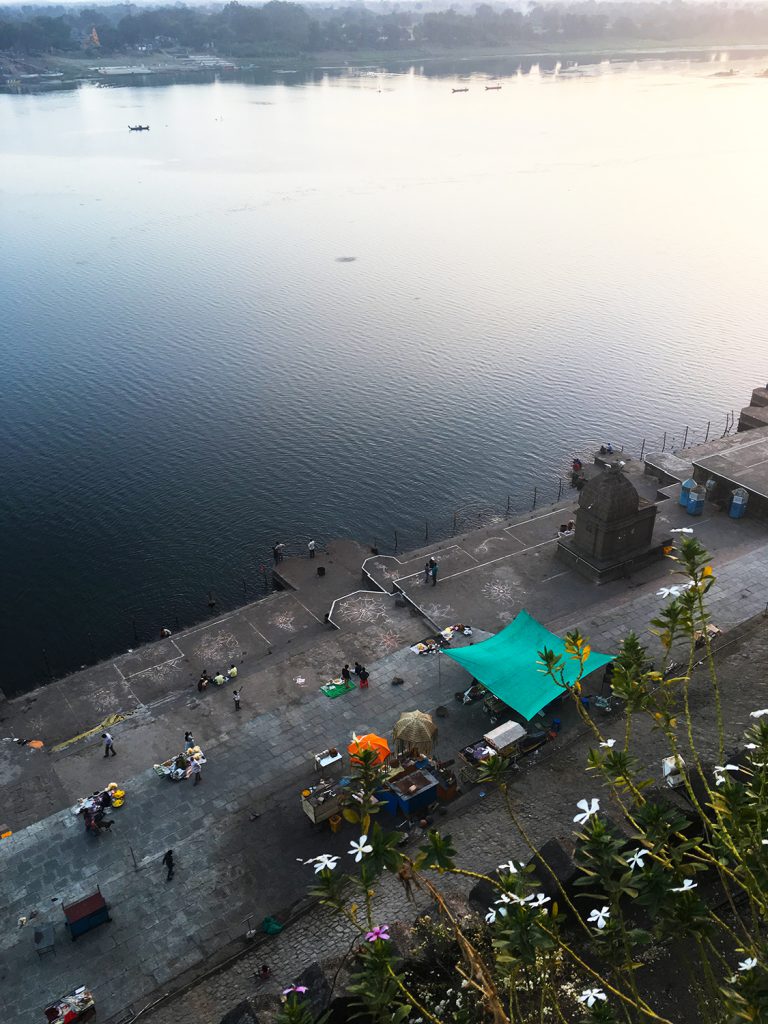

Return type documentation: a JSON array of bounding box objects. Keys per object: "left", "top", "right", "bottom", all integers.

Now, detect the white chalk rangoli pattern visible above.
[
  {"left": 337, "top": 596, "right": 389, "bottom": 624},
  {"left": 483, "top": 580, "right": 516, "bottom": 604},
  {"left": 193, "top": 630, "right": 239, "bottom": 665},
  {"left": 271, "top": 611, "right": 296, "bottom": 632}
]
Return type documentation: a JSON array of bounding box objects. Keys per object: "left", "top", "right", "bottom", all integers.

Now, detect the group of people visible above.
[
  {"left": 82, "top": 790, "right": 114, "bottom": 835},
  {"left": 197, "top": 665, "right": 242, "bottom": 710},
  {"left": 273, "top": 539, "right": 318, "bottom": 563},
  {"left": 341, "top": 661, "right": 370, "bottom": 688},
  {"left": 424, "top": 557, "right": 439, "bottom": 586},
  {"left": 557, "top": 520, "right": 576, "bottom": 538}
]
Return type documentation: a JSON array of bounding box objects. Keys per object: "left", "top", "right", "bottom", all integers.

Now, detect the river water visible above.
[{"left": 2, "top": 52, "right": 767, "bottom": 693}]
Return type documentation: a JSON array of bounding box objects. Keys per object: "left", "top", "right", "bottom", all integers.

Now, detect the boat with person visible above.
[
  {"left": 485, "top": 84, "right": 502, "bottom": 91},
  {"left": 128, "top": 125, "right": 150, "bottom": 131},
  {"left": 452, "top": 87, "right": 469, "bottom": 94}
]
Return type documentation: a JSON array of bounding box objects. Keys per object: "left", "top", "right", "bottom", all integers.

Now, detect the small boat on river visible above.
[
  {"left": 485, "top": 84, "right": 502, "bottom": 91},
  {"left": 128, "top": 125, "right": 150, "bottom": 131},
  {"left": 452, "top": 87, "right": 469, "bottom": 94}
]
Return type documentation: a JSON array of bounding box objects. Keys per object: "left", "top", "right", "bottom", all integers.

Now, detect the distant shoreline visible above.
[{"left": 9, "top": 37, "right": 768, "bottom": 87}]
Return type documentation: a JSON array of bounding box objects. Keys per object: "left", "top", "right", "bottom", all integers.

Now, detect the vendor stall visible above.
[
  {"left": 43, "top": 987, "right": 95, "bottom": 1023},
  {"left": 393, "top": 711, "right": 437, "bottom": 757},
  {"left": 63, "top": 889, "right": 111, "bottom": 941},
  {"left": 301, "top": 780, "right": 342, "bottom": 826},
  {"left": 410, "top": 623, "right": 473, "bottom": 655},
  {"left": 458, "top": 720, "right": 540, "bottom": 786},
  {"left": 387, "top": 767, "right": 440, "bottom": 815},
  {"left": 314, "top": 748, "right": 343, "bottom": 779},
  {"left": 153, "top": 745, "right": 207, "bottom": 781},
  {"left": 71, "top": 782, "right": 125, "bottom": 818}
]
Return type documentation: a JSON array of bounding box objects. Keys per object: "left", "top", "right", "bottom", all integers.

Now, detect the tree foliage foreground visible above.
[{"left": 279, "top": 538, "right": 768, "bottom": 1023}]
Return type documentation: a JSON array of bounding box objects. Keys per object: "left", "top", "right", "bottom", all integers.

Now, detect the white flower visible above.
[
  {"left": 531, "top": 893, "right": 551, "bottom": 907},
  {"left": 626, "top": 848, "right": 650, "bottom": 871},
  {"left": 657, "top": 581, "right": 694, "bottom": 598},
  {"left": 714, "top": 764, "right": 740, "bottom": 786},
  {"left": 495, "top": 893, "right": 514, "bottom": 905},
  {"left": 669, "top": 528, "right": 693, "bottom": 534},
  {"left": 738, "top": 957, "right": 758, "bottom": 972},
  {"left": 497, "top": 860, "right": 520, "bottom": 874},
  {"left": 304, "top": 854, "right": 340, "bottom": 873},
  {"left": 574, "top": 798, "right": 600, "bottom": 825},
  {"left": 485, "top": 907, "right": 498, "bottom": 924},
  {"left": 600, "top": 739, "right": 616, "bottom": 748},
  {"left": 588, "top": 906, "right": 610, "bottom": 929},
  {"left": 577, "top": 988, "right": 607, "bottom": 1007},
  {"left": 746, "top": 743, "right": 758, "bottom": 750},
  {"left": 348, "top": 835, "right": 373, "bottom": 862},
  {"left": 671, "top": 878, "right": 697, "bottom": 893},
  {"left": 751, "top": 710, "right": 768, "bottom": 719}
]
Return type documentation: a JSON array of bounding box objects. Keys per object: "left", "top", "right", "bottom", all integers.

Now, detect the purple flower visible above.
[
  {"left": 282, "top": 985, "right": 309, "bottom": 995},
  {"left": 365, "top": 925, "right": 391, "bottom": 942}
]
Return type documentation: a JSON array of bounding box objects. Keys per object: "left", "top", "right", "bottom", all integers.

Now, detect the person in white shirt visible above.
[{"left": 308, "top": 539, "right": 316, "bottom": 559}]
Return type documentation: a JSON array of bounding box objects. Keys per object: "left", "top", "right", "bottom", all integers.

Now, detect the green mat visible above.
[{"left": 321, "top": 679, "right": 357, "bottom": 699}]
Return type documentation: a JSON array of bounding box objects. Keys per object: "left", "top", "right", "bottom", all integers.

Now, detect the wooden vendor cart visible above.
[
  {"left": 43, "top": 986, "right": 95, "bottom": 1023},
  {"left": 458, "top": 721, "right": 528, "bottom": 786},
  {"left": 301, "top": 780, "right": 342, "bottom": 826}
]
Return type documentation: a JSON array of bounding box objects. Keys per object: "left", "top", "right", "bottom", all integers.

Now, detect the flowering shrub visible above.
[{"left": 276, "top": 539, "right": 768, "bottom": 1024}]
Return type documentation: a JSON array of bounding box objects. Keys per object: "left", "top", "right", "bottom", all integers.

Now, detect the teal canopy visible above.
[{"left": 442, "top": 610, "right": 614, "bottom": 721}]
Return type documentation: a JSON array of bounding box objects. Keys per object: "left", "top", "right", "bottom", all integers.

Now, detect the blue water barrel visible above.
[
  {"left": 729, "top": 487, "right": 749, "bottom": 519},
  {"left": 680, "top": 478, "right": 696, "bottom": 507},
  {"left": 687, "top": 485, "right": 706, "bottom": 516}
]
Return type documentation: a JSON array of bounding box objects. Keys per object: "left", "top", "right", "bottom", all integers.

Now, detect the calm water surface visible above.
[{"left": 2, "top": 54, "right": 767, "bottom": 692}]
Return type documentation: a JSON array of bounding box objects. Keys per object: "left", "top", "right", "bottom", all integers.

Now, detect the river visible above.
[{"left": 2, "top": 51, "right": 767, "bottom": 693}]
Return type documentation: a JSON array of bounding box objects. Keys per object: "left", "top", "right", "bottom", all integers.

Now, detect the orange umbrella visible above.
[{"left": 348, "top": 732, "right": 391, "bottom": 765}]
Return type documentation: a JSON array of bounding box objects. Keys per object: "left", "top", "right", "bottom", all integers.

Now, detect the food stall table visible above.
[
  {"left": 314, "top": 748, "right": 343, "bottom": 779},
  {"left": 153, "top": 746, "right": 207, "bottom": 781},
  {"left": 301, "top": 780, "right": 342, "bottom": 825},
  {"left": 388, "top": 768, "right": 439, "bottom": 815},
  {"left": 33, "top": 923, "right": 55, "bottom": 958},
  {"left": 63, "top": 889, "right": 111, "bottom": 940},
  {"left": 43, "top": 986, "right": 95, "bottom": 1023}
]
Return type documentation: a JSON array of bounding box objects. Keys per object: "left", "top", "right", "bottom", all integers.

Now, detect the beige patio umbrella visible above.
[{"left": 393, "top": 711, "right": 438, "bottom": 756}]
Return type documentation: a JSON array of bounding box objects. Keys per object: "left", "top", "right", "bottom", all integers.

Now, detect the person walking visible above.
[
  {"left": 341, "top": 664, "right": 352, "bottom": 689},
  {"left": 198, "top": 671, "right": 210, "bottom": 693},
  {"left": 162, "top": 849, "right": 175, "bottom": 881},
  {"left": 308, "top": 539, "right": 316, "bottom": 559},
  {"left": 227, "top": 663, "right": 238, "bottom": 681},
  {"left": 359, "top": 667, "right": 370, "bottom": 689},
  {"left": 233, "top": 688, "right": 242, "bottom": 711},
  {"left": 184, "top": 731, "right": 194, "bottom": 748},
  {"left": 190, "top": 759, "right": 202, "bottom": 786},
  {"left": 102, "top": 732, "right": 116, "bottom": 757}
]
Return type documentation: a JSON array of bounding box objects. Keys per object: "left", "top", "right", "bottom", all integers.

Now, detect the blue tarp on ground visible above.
[{"left": 442, "top": 609, "right": 614, "bottom": 721}]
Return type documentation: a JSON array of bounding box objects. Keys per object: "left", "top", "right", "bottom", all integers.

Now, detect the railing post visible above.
[
  {"left": 661, "top": 431, "right": 667, "bottom": 452},
  {"left": 394, "top": 529, "right": 398, "bottom": 553},
  {"left": 424, "top": 519, "right": 429, "bottom": 543},
  {"left": 452, "top": 512, "right": 458, "bottom": 535},
  {"left": 639, "top": 438, "right": 645, "bottom": 460},
  {"left": 556, "top": 479, "right": 562, "bottom": 501},
  {"left": 506, "top": 495, "right": 510, "bottom": 514},
  {"left": 682, "top": 425, "right": 689, "bottom": 448},
  {"left": 704, "top": 420, "right": 711, "bottom": 443},
  {"left": 532, "top": 487, "right": 537, "bottom": 510}
]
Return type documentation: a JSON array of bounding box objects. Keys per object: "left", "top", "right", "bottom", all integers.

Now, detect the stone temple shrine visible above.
[{"left": 557, "top": 462, "right": 669, "bottom": 583}]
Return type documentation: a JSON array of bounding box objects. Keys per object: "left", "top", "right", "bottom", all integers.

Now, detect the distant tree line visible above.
[{"left": 3, "top": 0, "right": 768, "bottom": 58}]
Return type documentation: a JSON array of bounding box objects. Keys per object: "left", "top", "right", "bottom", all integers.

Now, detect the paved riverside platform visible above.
[{"left": 2, "top": 479, "right": 768, "bottom": 1022}]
